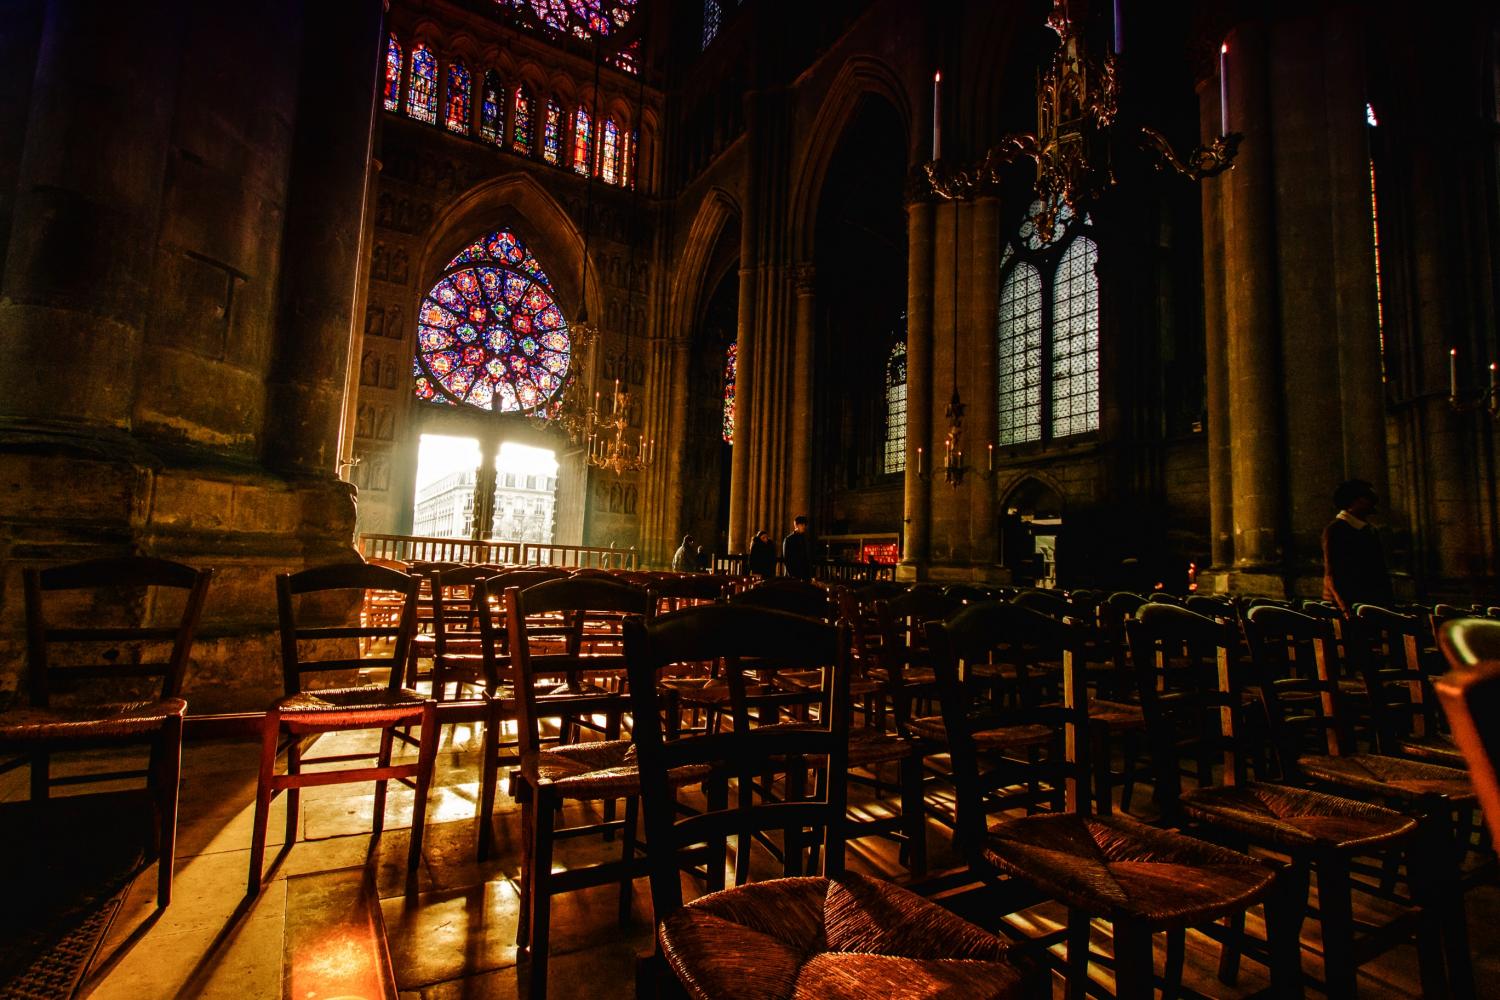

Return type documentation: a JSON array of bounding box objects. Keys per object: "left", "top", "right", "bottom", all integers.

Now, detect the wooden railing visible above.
[
  {"left": 709, "top": 554, "right": 895, "bottom": 583},
  {"left": 357, "top": 534, "right": 637, "bottom": 570}
]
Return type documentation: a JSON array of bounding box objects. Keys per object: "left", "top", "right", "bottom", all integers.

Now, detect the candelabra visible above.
[
  {"left": 583, "top": 378, "right": 655, "bottom": 474},
  {"left": 1448, "top": 349, "right": 1500, "bottom": 417}
]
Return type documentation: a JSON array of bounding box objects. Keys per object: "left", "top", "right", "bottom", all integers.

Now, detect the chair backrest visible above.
[
  {"left": 504, "top": 576, "right": 654, "bottom": 756},
  {"left": 1146, "top": 591, "right": 1185, "bottom": 606},
  {"left": 24, "top": 556, "right": 214, "bottom": 706},
  {"left": 1243, "top": 604, "right": 1351, "bottom": 769},
  {"left": 728, "top": 579, "right": 836, "bottom": 621},
  {"left": 1126, "top": 603, "right": 1242, "bottom": 814},
  {"left": 623, "top": 604, "right": 850, "bottom": 920},
  {"left": 490, "top": 566, "right": 570, "bottom": 591},
  {"left": 1352, "top": 603, "right": 1442, "bottom": 751},
  {"left": 943, "top": 583, "right": 999, "bottom": 603},
  {"left": 275, "top": 562, "right": 418, "bottom": 696},
  {"left": 1012, "top": 588, "right": 1072, "bottom": 621},
  {"left": 928, "top": 602, "right": 1084, "bottom": 860},
  {"left": 430, "top": 566, "right": 502, "bottom": 688},
  {"left": 649, "top": 572, "right": 726, "bottom": 611},
  {"left": 1436, "top": 619, "right": 1500, "bottom": 847}
]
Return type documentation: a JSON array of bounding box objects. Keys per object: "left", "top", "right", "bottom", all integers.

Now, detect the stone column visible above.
[
  {"left": 970, "top": 197, "right": 1000, "bottom": 566},
  {"left": 1220, "top": 20, "right": 1285, "bottom": 580},
  {"left": 727, "top": 263, "right": 756, "bottom": 554},
  {"left": 660, "top": 337, "right": 692, "bottom": 559},
  {"left": 0, "top": 1, "right": 185, "bottom": 428},
  {"left": 790, "top": 263, "right": 816, "bottom": 523},
  {"left": 264, "top": 0, "right": 384, "bottom": 474},
  {"left": 1201, "top": 81, "right": 1234, "bottom": 571},
  {"left": 900, "top": 199, "right": 935, "bottom": 579}
]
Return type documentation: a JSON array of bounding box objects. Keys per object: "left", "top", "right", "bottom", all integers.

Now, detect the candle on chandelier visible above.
[
  {"left": 1219, "top": 43, "right": 1229, "bottom": 134},
  {"left": 1450, "top": 347, "right": 1459, "bottom": 401},
  {"left": 987, "top": 442, "right": 994, "bottom": 473},
  {"left": 1490, "top": 362, "right": 1497, "bottom": 396},
  {"left": 916, "top": 446, "right": 924, "bottom": 476},
  {"left": 932, "top": 71, "right": 942, "bottom": 161}
]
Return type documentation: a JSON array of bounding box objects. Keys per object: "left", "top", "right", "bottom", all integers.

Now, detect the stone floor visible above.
[{"left": 4, "top": 722, "right": 1497, "bottom": 999}]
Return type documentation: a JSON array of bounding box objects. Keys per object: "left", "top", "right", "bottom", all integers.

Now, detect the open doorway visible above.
[
  {"left": 413, "top": 434, "right": 481, "bottom": 538},
  {"left": 411, "top": 434, "right": 559, "bottom": 543},
  {"left": 1000, "top": 478, "right": 1064, "bottom": 589},
  {"left": 491, "top": 442, "right": 558, "bottom": 543}
]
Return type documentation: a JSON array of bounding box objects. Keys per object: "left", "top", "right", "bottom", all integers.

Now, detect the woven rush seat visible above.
[
  {"left": 776, "top": 668, "right": 882, "bottom": 699},
  {"left": 1180, "top": 782, "right": 1417, "bottom": 852},
  {"left": 1299, "top": 752, "right": 1476, "bottom": 803},
  {"left": 1396, "top": 733, "right": 1466, "bottom": 769},
  {"left": 0, "top": 698, "right": 187, "bottom": 742},
  {"left": 662, "top": 677, "right": 774, "bottom": 705},
  {"left": 866, "top": 665, "right": 937, "bottom": 686},
  {"left": 751, "top": 721, "right": 915, "bottom": 769},
  {"left": 521, "top": 740, "right": 709, "bottom": 800},
  {"left": 1039, "top": 697, "right": 1145, "bottom": 730},
  {"left": 906, "top": 714, "right": 1055, "bottom": 751},
  {"left": 273, "top": 684, "right": 425, "bottom": 727},
  {"left": 657, "top": 873, "right": 1035, "bottom": 1000},
  {"left": 983, "top": 812, "right": 1275, "bottom": 927}
]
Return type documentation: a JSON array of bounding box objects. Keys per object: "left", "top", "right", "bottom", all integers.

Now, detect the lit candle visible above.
[
  {"left": 1450, "top": 347, "right": 1459, "bottom": 401},
  {"left": 1113, "top": 0, "right": 1123, "bottom": 54},
  {"left": 987, "top": 442, "right": 994, "bottom": 473},
  {"left": 1219, "top": 43, "right": 1229, "bottom": 134},
  {"left": 1490, "top": 363, "right": 1497, "bottom": 396},
  {"left": 932, "top": 71, "right": 942, "bottom": 161},
  {"left": 916, "top": 446, "right": 924, "bottom": 476}
]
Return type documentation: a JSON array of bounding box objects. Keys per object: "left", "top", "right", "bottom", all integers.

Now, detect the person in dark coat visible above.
[
  {"left": 782, "top": 515, "right": 813, "bottom": 581},
  {"left": 1321, "top": 479, "right": 1393, "bottom": 613},
  {"left": 671, "top": 534, "right": 698, "bottom": 572},
  {"left": 746, "top": 529, "right": 776, "bottom": 578}
]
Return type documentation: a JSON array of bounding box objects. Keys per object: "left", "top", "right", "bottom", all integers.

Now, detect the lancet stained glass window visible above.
[
  {"left": 384, "top": 34, "right": 402, "bottom": 112},
  {"left": 512, "top": 86, "right": 533, "bottom": 154},
  {"left": 542, "top": 101, "right": 563, "bottom": 163},
  {"left": 480, "top": 71, "right": 503, "bottom": 142},
  {"left": 445, "top": 62, "right": 472, "bottom": 134},
  {"left": 600, "top": 120, "right": 619, "bottom": 184},
  {"left": 413, "top": 228, "right": 571, "bottom": 415},
  {"left": 996, "top": 197, "right": 1098, "bottom": 445},
  {"left": 884, "top": 336, "right": 907, "bottom": 474},
  {"left": 408, "top": 44, "right": 437, "bottom": 124},
  {"left": 722, "top": 342, "right": 737, "bottom": 444},
  {"left": 703, "top": 0, "right": 723, "bottom": 48},
  {"left": 573, "top": 109, "right": 592, "bottom": 175}
]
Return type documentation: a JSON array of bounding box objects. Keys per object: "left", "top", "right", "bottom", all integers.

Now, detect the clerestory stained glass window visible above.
[
  {"left": 445, "top": 62, "right": 472, "bottom": 134},
  {"left": 884, "top": 336, "right": 907, "bottom": 474},
  {"left": 512, "top": 86, "right": 533, "bottom": 154},
  {"left": 600, "top": 120, "right": 619, "bottom": 184},
  {"left": 480, "top": 71, "right": 503, "bottom": 142},
  {"left": 573, "top": 109, "right": 592, "bottom": 175},
  {"left": 996, "top": 197, "right": 1098, "bottom": 445},
  {"left": 408, "top": 44, "right": 437, "bottom": 124},
  {"left": 542, "top": 101, "right": 563, "bottom": 164},
  {"left": 384, "top": 34, "right": 402, "bottom": 112},
  {"left": 722, "top": 342, "right": 737, "bottom": 444},
  {"left": 413, "top": 229, "right": 571, "bottom": 416}
]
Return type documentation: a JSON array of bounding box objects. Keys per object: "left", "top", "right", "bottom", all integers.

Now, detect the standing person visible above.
[
  {"left": 782, "top": 515, "right": 813, "bottom": 581},
  {"left": 1322, "top": 479, "right": 1394, "bottom": 613},
  {"left": 672, "top": 534, "right": 697, "bottom": 573},
  {"left": 746, "top": 529, "right": 777, "bottom": 578}
]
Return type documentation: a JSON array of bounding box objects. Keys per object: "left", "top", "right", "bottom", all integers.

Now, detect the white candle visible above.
[
  {"left": 1490, "top": 363, "right": 1496, "bottom": 396},
  {"left": 916, "top": 446, "right": 924, "bottom": 476},
  {"left": 1219, "top": 43, "right": 1229, "bottom": 134},
  {"left": 1450, "top": 347, "right": 1459, "bottom": 400},
  {"left": 987, "top": 442, "right": 994, "bottom": 472},
  {"left": 932, "top": 71, "right": 942, "bottom": 161},
  {"left": 1113, "top": 0, "right": 1123, "bottom": 53}
]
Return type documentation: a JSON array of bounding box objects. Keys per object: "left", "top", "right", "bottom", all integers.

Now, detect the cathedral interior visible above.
[{"left": 1, "top": 1, "right": 1499, "bottom": 997}]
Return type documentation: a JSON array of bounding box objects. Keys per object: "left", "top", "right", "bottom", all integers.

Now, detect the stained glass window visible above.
[
  {"left": 600, "top": 120, "right": 619, "bottom": 184},
  {"left": 703, "top": 0, "right": 723, "bottom": 48},
  {"left": 722, "top": 342, "right": 737, "bottom": 444},
  {"left": 502, "top": 0, "right": 638, "bottom": 38},
  {"left": 997, "top": 263, "right": 1043, "bottom": 445},
  {"left": 383, "top": 34, "right": 402, "bottom": 112},
  {"left": 884, "top": 337, "right": 907, "bottom": 473},
  {"left": 407, "top": 44, "right": 437, "bottom": 124},
  {"left": 445, "top": 62, "right": 472, "bottom": 134},
  {"left": 612, "top": 39, "right": 641, "bottom": 75},
  {"left": 573, "top": 108, "right": 592, "bottom": 175},
  {"left": 512, "top": 86, "right": 533, "bottom": 154},
  {"left": 413, "top": 228, "right": 572, "bottom": 415},
  {"left": 996, "top": 197, "right": 1098, "bottom": 446},
  {"left": 542, "top": 101, "right": 563, "bottom": 164},
  {"left": 480, "top": 71, "right": 503, "bottom": 142}
]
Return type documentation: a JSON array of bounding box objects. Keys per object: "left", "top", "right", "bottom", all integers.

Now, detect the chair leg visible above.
[
  {"left": 900, "top": 753, "right": 927, "bottom": 878},
  {"left": 373, "top": 726, "right": 394, "bottom": 837},
  {"left": 525, "top": 788, "right": 557, "bottom": 1000},
  {"left": 1216, "top": 909, "right": 1245, "bottom": 985},
  {"left": 1065, "top": 908, "right": 1090, "bottom": 1000},
  {"left": 248, "top": 713, "right": 280, "bottom": 897},
  {"left": 284, "top": 737, "right": 302, "bottom": 848},
  {"left": 1111, "top": 920, "right": 1154, "bottom": 1000},
  {"left": 1163, "top": 927, "right": 1185, "bottom": 1000},
  {"left": 1406, "top": 836, "right": 1450, "bottom": 1000},
  {"left": 478, "top": 700, "right": 501, "bottom": 861},
  {"left": 1119, "top": 733, "right": 1138, "bottom": 815},
  {"left": 1318, "top": 856, "right": 1356, "bottom": 1000},
  {"left": 1265, "top": 860, "right": 1309, "bottom": 999},
  {"left": 706, "top": 775, "right": 728, "bottom": 893},
  {"left": 515, "top": 778, "right": 535, "bottom": 948},
  {"left": 407, "top": 702, "right": 438, "bottom": 873},
  {"left": 619, "top": 794, "right": 638, "bottom": 926},
  {"left": 1428, "top": 808, "right": 1476, "bottom": 1000},
  {"left": 155, "top": 716, "right": 184, "bottom": 909},
  {"left": 603, "top": 710, "right": 621, "bottom": 840}
]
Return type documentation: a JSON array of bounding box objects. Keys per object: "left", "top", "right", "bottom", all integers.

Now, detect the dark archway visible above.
[
  {"left": 811, "top": 93, "right": 908, "bottom": 539},
  {"left": 1000, "top": 477, "right": 1065, "bottom": 589}
]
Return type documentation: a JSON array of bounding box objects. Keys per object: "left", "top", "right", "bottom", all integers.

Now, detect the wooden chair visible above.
[
  {"left": 1245, "top": 605, "right": 1477, "bottom": 1000},
  {"left": 870, "top": 587, "right": 962, "bottom": 733},
  {"left": 624, "top": 604, "right": 1043, "bottom": 1000},
  {"left": 1436, "top": 618, "right": 1500, "bottom": 847},
  {"left": 249, "top": 563, "right": 437, "bottom": 896},
  {"left": 4, "top": 556, "right": 212, "bottom": 908},
  {"left": 959, "top": 605, "right": 1303, "bottom": 1000},
  {"left": 1351, "top": 605, "right": 1463, "bottom": 769},
  {"left": 429, "top": 566, "right": 499, "bottom": 702},
  {"left": 1156, "top": 604, "right": 1435, "bottom": 1000},
  {"left": 504, "top": 576, "right": 677, "bottom": 999}
]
